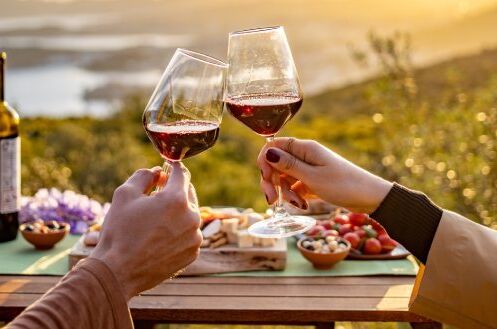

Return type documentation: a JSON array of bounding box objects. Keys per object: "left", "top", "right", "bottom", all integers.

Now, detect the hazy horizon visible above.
[{"left": 2, "top": 0, "right": 497, "bottom": 117}]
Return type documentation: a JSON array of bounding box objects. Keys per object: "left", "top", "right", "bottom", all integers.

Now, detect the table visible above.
[{"left": 0, "top": 274, "right": 441, "bottom": 328}]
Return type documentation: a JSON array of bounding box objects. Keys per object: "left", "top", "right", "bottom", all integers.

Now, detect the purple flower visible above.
[{"left": 20, "top": 188, "right": 109, "bottom": 235}]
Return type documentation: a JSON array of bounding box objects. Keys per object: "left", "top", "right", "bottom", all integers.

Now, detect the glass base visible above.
[{"left": 248, "top": 215, "right": 316, "bottom": 238}]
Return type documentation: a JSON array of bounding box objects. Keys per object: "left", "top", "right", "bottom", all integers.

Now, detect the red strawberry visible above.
[
  {"left": 355, "top": 228, "right": 367, "bottom": 239},
  {"left": 339, "top": 223, "right": 353, "bottom": 236},
  {"left": 378, "top": 234, "right": 398, "bottom": 253},
  {"left": 307, "top": 225, "right": 325, "bottom": 237},
  {"left": 334, "top": 215, "right": 349, "bottom": 225},
  {"left": 322, "top": 221, "right": 334, "bottom": 230},
  {"left": 364, "top": 238, "right": 382, "bottom": 255},
  {"left": 349, "top": 213, "right": 368, "bottom": 226},
  {"left": 377, "top": 234, "right": 389, "bottom": 244},
  {"left": 343, "top": 232, "right": 361, "bottom": 249}
]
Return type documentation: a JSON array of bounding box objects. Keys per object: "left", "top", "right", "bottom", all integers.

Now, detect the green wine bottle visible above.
[{"left": 0, "top": 52, "right": 20, "bottom": 242}]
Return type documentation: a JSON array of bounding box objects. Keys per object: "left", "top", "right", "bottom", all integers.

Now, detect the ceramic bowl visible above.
[
  {"left": 297, "top": 236, "right": 351, "bottom": 269},
  {"left": 20, "top": 223, "right": 70, "bottom": 250}
]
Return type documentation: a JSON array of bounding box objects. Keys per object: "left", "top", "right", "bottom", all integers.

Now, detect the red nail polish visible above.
[
  {"left": 266, "top": 149, "right": 280, "bottom": 163},
  {"left": 265, "top": 194, "right": 269, "bottom": 204},
  {"left": 290, "top": 200, "right": 299, "bottom": 207}
]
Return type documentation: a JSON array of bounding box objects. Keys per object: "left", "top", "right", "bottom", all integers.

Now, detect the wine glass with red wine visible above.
[
  {"left": 143, "top": 49, "right": 227, "bottom": 188},
  {"left": 225, "top": 26, "right": 315, "bottom": 238}
]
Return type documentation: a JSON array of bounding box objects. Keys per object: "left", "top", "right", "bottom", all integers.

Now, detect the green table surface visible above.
[{"left": 0, "top": 235, "right": 418, "bottom": 276}]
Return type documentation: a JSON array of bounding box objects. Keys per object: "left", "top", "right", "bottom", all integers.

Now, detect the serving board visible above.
[{"left": 68, "top": 237, "right": 287, "bottom": 275}]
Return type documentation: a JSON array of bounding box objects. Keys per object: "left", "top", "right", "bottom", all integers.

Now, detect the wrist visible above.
[
  {"left": 364, "top": 177, "right": 393, "bottom": 214},
  {"left": 89, "top": 248, "right": 136, "bottom": 301}
]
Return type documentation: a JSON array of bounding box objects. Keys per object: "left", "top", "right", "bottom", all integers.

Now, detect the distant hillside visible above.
[{"left": 303, "top": 47, "right": 497, "bottom": 119}]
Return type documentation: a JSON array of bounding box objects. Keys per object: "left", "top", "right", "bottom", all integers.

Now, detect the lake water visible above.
[
  {"left": 0, "top": 9, "right": 196, "bottom": 117},
  {"left": 0, "top": 14, "right": 115, "bottom": 32},
  {"left": 0, "top": 34, "right": 193, "bottom": 52},
  {"left": 6, "top": 64, "right": 161, "bottom": 118},
  {"left": 2, "top": 32, "right": 191, "bottom": 117}
]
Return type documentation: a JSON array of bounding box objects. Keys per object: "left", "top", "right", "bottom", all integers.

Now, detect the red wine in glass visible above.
[
  {"left": 226, "top": 93, "right": 302, "bottom": 137},
  {"left": 225, "top": 26, "right": 315, "bottom": 238},
  {"left": 145, "top": 120, "right": 220, "bottom": 161}
]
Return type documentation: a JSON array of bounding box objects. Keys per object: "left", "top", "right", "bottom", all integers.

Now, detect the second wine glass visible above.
[
  {"left": 225, "top": 26, "right": 315, "bottom": 238},
  {"left": 143, "top": 48, "right": 227, "bottom": 188}
]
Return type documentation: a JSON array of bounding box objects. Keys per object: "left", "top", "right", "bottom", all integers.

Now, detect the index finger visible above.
[
  {"left": 268, "top": 137, "right": 321, "bottom": 165},
  {"left": 259, "top": 138, "right": 306, "bottom": 182},
  {"left": 126, "top": 167, "right": 163, "bottom": 196}
]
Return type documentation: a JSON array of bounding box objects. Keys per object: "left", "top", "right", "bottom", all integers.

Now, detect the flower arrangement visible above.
[{"left": 20, "top": 188, "right": 110, "bottom": 235}]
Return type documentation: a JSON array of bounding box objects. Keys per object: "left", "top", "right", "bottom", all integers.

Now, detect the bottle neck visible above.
[{"left": 0, "top": 54, "right": 4, "bottom": 102}]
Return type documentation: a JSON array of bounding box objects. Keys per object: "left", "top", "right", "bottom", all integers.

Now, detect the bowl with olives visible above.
[
  {"left": 20, "top": 220, "right": 70, "bottom": 250},
  {"left": 297, "top": 235, "right": 351, "bottom": 269}
]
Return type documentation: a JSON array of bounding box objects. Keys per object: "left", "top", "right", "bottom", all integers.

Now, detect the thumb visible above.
[
  {"left": 188, "top": 183, "right": 198, "bottom": 207},
  {"left": 265, "top": 147, "right": 313, "bottom": 181},
  {"left": 160, "top": 162, "right": 191, "bottom": 196}
]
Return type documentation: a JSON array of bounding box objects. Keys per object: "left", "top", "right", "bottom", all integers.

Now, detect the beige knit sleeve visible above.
[{"left": 410, "top": 210, "right": 497, "bottom": 329}]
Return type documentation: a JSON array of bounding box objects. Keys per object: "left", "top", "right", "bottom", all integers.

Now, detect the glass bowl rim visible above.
[
  {"left": 229, "top": 26, "right": 283, "bottom": 36},
  {"left": 177, "top": 48, "right": 227, "bottom": 68}
]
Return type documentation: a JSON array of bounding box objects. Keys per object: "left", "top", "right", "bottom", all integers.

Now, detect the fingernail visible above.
[
  {"left": 266, "top": 149, "right": 280, "bottom": 163},
  {"left": 260, "top": 169, "right": 263, "bottom": 176},
  {"left": 265, "top": 194, "right": 270, "bottom": 204},
  {"left": 290, "top": 200, "right": 299, "bottom": 208},
  {"left": 302, "top": 202, "right": 308, "bottom": 210}
]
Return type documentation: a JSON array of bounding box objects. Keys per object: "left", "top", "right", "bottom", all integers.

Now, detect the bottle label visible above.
[{"left": 0, "top": 136, "right": 20, "bottom": 214}]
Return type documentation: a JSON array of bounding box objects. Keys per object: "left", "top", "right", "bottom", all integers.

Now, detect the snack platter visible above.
[
  {"left": 300, "top": 209, "right": 410, "bottom": 260},
  {"left": 69, "top": 207, "right": 287, "bottom": 275}
]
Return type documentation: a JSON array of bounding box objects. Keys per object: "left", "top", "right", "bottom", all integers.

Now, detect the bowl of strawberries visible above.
[{"left": 303, "top": 210, "right": 410, "bottom": 260}]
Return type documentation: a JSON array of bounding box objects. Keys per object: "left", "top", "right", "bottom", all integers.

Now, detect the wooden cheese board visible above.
[{"left": 68, "top": 236, "right": 287, "bottom": 275}]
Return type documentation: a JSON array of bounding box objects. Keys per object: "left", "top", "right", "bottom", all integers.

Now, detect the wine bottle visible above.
[{"left": 0, "top": 52, "right": 20, "bottom": 242}]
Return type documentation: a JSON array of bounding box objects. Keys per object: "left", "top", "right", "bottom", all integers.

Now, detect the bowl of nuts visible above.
[
  {"left": 20, "top": 220, "right": 70, "bottom": 250},
  {"left": 297, "top": 236, "right": 351, "bottom": 269}
]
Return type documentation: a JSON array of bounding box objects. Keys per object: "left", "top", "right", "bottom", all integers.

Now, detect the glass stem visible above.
[
  {"left": 266, "top": 136, "right": 286, "bottom": 219},
  {"left": 156, "top": 160, "right": 172, "bottom": 192}
]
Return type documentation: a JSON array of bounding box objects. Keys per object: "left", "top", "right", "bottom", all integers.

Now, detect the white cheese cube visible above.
[
  {"left": 221, "top": 218, "right": 239, "bottom": 233},
  {"left": 237, "top": 230, "right": 254, "bottom": 248},
  {"left": 247, "top": 213, "right": 264, "bottom": 226},
  {"left": 226, "top": 231, "right": 238, "bottom": 244},
  {"left": 260, "top": 238, "right": 277, "bottom": 247}
]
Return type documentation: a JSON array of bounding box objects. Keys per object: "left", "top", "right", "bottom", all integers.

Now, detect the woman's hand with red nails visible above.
[{"left": 257, "top": 138, "right": 393, "bottom": 214}]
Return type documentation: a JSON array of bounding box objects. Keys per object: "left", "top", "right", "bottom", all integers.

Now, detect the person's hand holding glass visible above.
[
  {"left": 143, "top": 49, "right": 227, "bottom": 188},
  {"left": 225, "top": 27, "right": 315, "bottom": 238}
]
